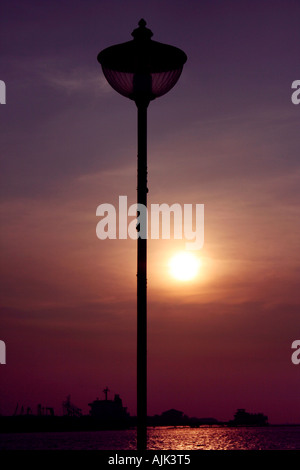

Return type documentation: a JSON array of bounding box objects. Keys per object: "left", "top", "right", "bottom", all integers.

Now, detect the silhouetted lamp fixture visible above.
[{"left": 97, "top": 19, "right": 187, "bottom": 452}]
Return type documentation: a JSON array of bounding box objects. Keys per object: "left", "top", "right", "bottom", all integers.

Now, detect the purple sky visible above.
[{"left": 1, "top": 0, "right": 300, "bottom": 424}]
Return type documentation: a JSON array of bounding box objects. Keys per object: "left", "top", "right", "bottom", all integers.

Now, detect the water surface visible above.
[{"left": 1, "top": 426, "right": 299, "bottom": 450}]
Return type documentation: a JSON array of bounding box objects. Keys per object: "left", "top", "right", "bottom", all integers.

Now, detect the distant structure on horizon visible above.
[
  {"left": 0, "top": 388, "right": 270, "bottom": 433},
  {"left": 229, "top": 408, "right": 268, "bottom": 426},
  {"left": 0, "top": 387, "right": 131, "bottom": 433},
  {"left": 148, "top": 408, "right": 218, "bottom": 427},
  {"left": 62, "top": 395, "right": 82, "bottom": 417},
  {"left": 88, "top": 387, "right": 130, "bottom": 426}
]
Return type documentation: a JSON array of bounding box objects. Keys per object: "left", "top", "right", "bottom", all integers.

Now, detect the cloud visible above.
[{"left": 44, "top": 67, "right": 111, "bottom": 96}]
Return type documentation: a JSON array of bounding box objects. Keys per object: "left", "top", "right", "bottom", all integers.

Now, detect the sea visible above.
[{"left": 1, "top": 425, "right": 300, "bottom": 450}]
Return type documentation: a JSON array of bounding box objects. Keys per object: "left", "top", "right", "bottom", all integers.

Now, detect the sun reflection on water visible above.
[
  {"left": 0, "top": 426, "right": 300, "bottom": 450},
  {"left": 147, "top": 426, "right": 300, "bottom": 451}
]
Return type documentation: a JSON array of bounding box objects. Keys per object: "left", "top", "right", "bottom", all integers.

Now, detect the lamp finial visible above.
[{"left": 132, "top": 19, "right": 153, "bottom": 40}]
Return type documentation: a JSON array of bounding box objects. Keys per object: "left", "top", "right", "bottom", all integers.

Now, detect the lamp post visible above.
[{"left": 97, "top": 19, "right": 187, "bottom": 451}]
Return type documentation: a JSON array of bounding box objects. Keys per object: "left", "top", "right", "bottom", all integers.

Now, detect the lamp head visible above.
[{"left": 97, "top": 19, "right": 187, "bottom": 106}]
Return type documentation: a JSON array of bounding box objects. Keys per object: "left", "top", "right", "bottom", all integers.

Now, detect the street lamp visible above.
[{"left": 97, "top": 19, "right": 187, "bottom": 451}]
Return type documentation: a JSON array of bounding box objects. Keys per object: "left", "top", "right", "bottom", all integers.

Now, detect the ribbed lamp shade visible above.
[{"left": 97, "top": 19, "right": 187, "bottom": 104}]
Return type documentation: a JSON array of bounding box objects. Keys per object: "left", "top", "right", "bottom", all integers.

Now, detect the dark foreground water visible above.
[{"left": 0, "top": 426, "right": 300, "bottom": 450}]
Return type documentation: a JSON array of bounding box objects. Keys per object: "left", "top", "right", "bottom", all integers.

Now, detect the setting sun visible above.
[{"left": 169, "top": 252, "right": 200, "bottom": 281}]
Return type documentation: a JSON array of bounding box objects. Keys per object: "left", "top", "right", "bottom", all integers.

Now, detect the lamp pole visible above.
[
  {"left": 97, "top": 19, "right": 186, "bottom": 452},
  {"left": 136, "top": 97, "right": 148, "bottom": 451}
]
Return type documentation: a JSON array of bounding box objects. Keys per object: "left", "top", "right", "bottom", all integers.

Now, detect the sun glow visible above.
[{"left": 169, "top": 251, "right": 200, "bottom": 281}]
